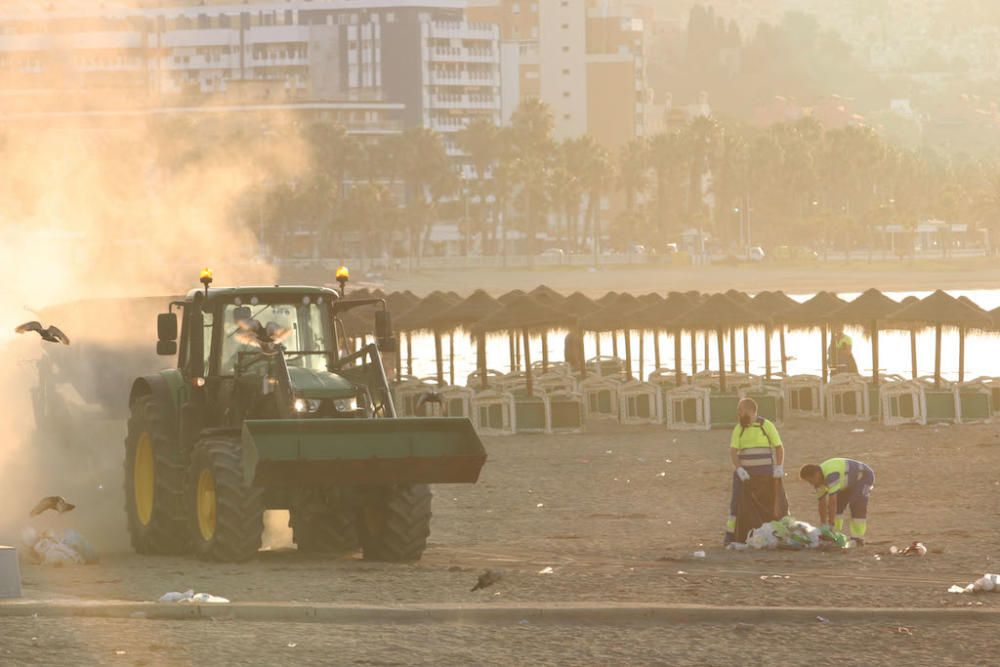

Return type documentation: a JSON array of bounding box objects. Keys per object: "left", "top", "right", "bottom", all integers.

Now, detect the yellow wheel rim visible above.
[
  {"left": 196, "top": 469, "right": 217, "bottom": 541},
  {"left": 133, "top": 433, "right": 155, "bottom": 526}
]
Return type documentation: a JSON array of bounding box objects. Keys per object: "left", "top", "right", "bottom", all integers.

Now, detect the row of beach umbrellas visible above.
[{"left": 340, "top": 286, "right": 995, "bottom": 394}]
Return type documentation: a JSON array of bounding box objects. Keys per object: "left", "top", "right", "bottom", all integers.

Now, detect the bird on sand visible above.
[
  {"left": 15, "top": 321, "right": 70, "bottom": 345},
  {"left": 471, "top": 569, "right": 503, "bottom": 592},
  {"left": 29, "top": 496, "right": 76, "bottom": 517}
]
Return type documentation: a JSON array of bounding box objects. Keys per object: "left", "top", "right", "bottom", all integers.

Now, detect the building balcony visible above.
[
  {"left": 428, "top": 70, "right": 499, "bottom": 87},
  {"left": 427, "top": 21, "right": 497, "bottom": 41},
  {"left": 427, "top": 46, "right": 497, "bottom": 64},
  {"left": 429, "top": 93, "right": 499, "bottom": 110}
]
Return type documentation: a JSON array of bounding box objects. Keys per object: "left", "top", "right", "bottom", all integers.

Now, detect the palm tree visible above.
[
  {"left": 457, "top": 118, "right": 503, "bottom": 254},
  {"left": 396, "top": 127, "right": 452, "bottom": 268},
  {"left": 647, "top": 131, "right": 687, "bottom": 246},
  {"left": 571, "top": 135, "right": 612, "bottom": 264},
  {"left": 505, "top": 99, "right": 555, "bottom": 263},
  {"left": 617, "top": 138, "right": 649, "bottom": 258}
]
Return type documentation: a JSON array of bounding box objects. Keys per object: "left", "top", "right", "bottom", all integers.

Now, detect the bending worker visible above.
[
  {"left": 799, "top": 458, "right": 875, "bottom": 546},
  {"left": 725, "top": 398, "right": 787, "bottom": 545}
]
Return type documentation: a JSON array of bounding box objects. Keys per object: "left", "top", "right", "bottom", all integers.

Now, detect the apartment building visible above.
[
  {"left": 0, "top": 0, "right": 505, "bottom": 156},
  {"left": 468, "top": 0, "right": 649, "bottom": 148}
]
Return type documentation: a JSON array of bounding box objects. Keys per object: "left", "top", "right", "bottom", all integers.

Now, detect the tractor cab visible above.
[{"left": 156, "top": 279, "right": 396, "bottom": 429}]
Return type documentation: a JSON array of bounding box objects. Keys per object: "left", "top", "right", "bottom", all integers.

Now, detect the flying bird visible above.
[
  {"left": 471, "top": 569, "right": 503, "bottom": 592},
  {"left": 15, "top": 321, "right": 70, "bottom": 345},
  {"left": 29, "top": 495, "right": 76, "bottom": 517},
  {"left": 234, "top": 318, "right": 291, "bottom": 351}
]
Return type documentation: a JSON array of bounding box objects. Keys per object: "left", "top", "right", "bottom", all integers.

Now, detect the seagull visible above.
[
  {"left": 416, "top": 391, "right": 445, "bottom": 413},
  {"left": 471, "top": 569, "right": 503, "bottom": 592},
  {"left": 15, "top": 321, "right": 70, "bottom": 345},
  {"left": 234, "top": 319, "right": 291, "bottom": 351},
  {"left": 29, "top": 495, "right": 76, "bottom": 517}
]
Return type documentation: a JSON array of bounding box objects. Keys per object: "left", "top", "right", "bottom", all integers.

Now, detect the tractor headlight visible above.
[
  {"left": 293, "top": 398, "right": 321, "bottom": 414},
  {"left": 333, "top": 397, "right": 358, "bottom": 413}
]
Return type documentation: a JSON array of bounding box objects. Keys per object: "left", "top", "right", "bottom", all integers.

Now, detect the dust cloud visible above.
[{"left": 0, "top": 16, "right": 313, "bottom": 549}]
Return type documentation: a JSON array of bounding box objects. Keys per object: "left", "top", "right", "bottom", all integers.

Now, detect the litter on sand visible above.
[
  {"left": 889, "top": 542, "right": 927, "bottom": 556},
  {"left": 158, "top": 590, "right": 230, "bottom": 604},
  {"left": 538, "top": 566, "right": 554, "bottom": 575},
  {"left": 738, "top": 516, "right": 847, "bottom": 550},
  {"left": 692, "top": 550, "right": 706, "bottom": 559},
  {"left": 20, "top": 526, "right": 98, "bottom": 566},
  {"left": 947, "top": 574, "right": 999, "bottom": 594}
]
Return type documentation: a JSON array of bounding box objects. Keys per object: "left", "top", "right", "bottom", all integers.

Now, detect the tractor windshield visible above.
[{"left": 220, "top": 301, "right": 332, "bottom": 375}]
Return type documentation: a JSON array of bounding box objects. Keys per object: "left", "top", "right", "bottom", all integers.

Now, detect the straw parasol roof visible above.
[
  {"left": 885, "top": 290, "right": 992, "bottom": 330},
  {"left": 725, "top": 289, "right": 752, "bottom": 305},
  {"left": 559, "top": 291, "right": 601, "bottom": 317},
  {"left": 638, "top": 292, "right": 664, "bottom": 305},
  {"left": 473, "top": 294, "right": 576, "bottom": 334},
  {"left": 579, "top": 294, "right": 643, "bottom": 331},
  {"left": 674, "top": 293, "right": 762, "bottom": 330},
  {"left": 832, "top": 288, "right": 899, "bottom": 325},
  {"left": 394, "top": 292, "right": 460, "bottom": 332},
  {"left": 596, "top": 291, "right": 620, "bottom": 307},
  {"left": 497, "top": 289, "right": 527, "bottom": 305},
  {"left": 530, "top": 285, "right": 564, "bottom": 303},
  {"left": 751, "top": 291, "right": 800, "bottom": 321},
  {"left": 781, "top": 291, "right": 848, "bottom": 330},
  {"left": 631, "top": 293, "right": 697, "bottom": 330},
  {"left": 433, "top": 289, "right": 500, "bottom": 331}
]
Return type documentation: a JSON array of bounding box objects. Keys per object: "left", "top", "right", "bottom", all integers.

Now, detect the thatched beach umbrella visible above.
[
  {"left": 752, "top": 291, "right": 800, "bottom": 379},
  {"left": 474, "top": 295, "right": 576, "bottom": 395},
  {"left": 780, "top": 291, "right": 848, "bottom": 381},
  {"left": 580, "top": 295, "right": 642, "bottom": 379},
  {"left": 557, "top": 292, "right": 600, "bottom": 378},
  {"left": 631, "top": 292, "right": 697, "bottom": 384},
  {"left": 886, "top": 290, "right": 991, "bottom": 386},
  {"left": 724, "top": 289, "right": 754, "bottom": 375},
  {"left": 528, "top": 286, "right": 567, "bottom": 372},
  {"left": 832, "top": 289, "right": 900, "bottom": 385},
  {"left": 395, "top": 292, "right": 460, "bottom": 385},
  {"left": 674, "top": 293, "right": 760, "bottom": 392},
  {"left": 385, "top": 290, "right": 421, "bottom": 377},
  {"left": 434, "top": 290, "right": 500, "bottom": 390}
]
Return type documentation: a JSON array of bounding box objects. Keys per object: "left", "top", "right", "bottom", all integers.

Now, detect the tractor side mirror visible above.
[
  {"left": 375, "top": 311, "right": 396, "bottom": 353},
  {"left": 158, "top": 312, "right": 178, "bottom": 341},
  {"left": 157, "top": 340, "right": 178, "bottom": 356},
  {"left": 157, "top": 313, "right": 178, "bottom": 355}
]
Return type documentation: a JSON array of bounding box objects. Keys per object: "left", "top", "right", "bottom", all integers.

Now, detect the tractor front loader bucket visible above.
[{"left": 241, "top": 417, "right": 487, "bottom": 487}]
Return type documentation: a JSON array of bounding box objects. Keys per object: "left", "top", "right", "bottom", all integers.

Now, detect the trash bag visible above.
[{"left": 733, "top": 476, "right": 789, "bottom": 544}]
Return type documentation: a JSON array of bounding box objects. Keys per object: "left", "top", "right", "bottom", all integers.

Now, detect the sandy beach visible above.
[{"left": 5, "top": 417, "right": 998, "bottom": 664}]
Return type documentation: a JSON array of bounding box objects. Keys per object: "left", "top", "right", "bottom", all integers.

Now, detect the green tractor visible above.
[{"left": 124, "top": 274, "right": 486, "bottom": 562}]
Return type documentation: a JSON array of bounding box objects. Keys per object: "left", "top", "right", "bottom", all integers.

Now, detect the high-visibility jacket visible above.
[
  {"left": 730, "top": 417, "right": 782, "bottom": 469},
  {"left": 815, "top": 458, "right": 874, "bottom": 498}
]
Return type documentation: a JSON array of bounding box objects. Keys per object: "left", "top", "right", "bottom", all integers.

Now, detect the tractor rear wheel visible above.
[
  {"left": 124, "top": 396, "right": 188, "bottom": 555},
  {"left": 358, "top": 484, "right": 432, "bottom": 562},
  {"left": 187, "top": 437, "right": 264, "bottom": 562},
  {"left": 290, "top": 494, "right": 359, "bottom": 555}
]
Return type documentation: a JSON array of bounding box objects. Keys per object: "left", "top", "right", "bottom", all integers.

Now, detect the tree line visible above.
[{"left": 249, "top": 99, "right": 1000, "bottom": 260}]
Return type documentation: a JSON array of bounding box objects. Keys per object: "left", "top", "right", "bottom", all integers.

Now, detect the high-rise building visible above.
[
  {"left": 468, "top": 0, "right": 649, "bottom": 148},
  {"left": 0, "top": 0, "right": 505, "bottom": 160}
]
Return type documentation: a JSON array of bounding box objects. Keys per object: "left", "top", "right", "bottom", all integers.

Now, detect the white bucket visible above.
[{"left": 0, "top": 546, "right": 22, "bottom": 599}]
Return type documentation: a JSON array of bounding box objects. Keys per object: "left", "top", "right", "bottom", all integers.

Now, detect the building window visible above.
[
  {"left": 512, "top": 3, "right": 520, "bottom": 14},
  {"left": 563, "top": 91, "right": 570, "bottom": 97},
  {"left": 563, "top": 113, "right": 571, "bottom": 120},
  {"left": 562, "top": 68, "right": 570, "bottom": 75},
  {"left": 562, "top": 23, "right": 569, "bottom": 29},
  {"left": 562, "top": 46, "right": 569, "bottom": 52}
]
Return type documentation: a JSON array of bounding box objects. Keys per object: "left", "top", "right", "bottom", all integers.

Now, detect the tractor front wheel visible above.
[
  {"left": 358, "top": 484, "right": 432, "bottom": 562},
  {"left": 124, "top": 396, "right": 188, "bottom": 555},
  {"left": 290, "top": 493, "right": 359, "bottom": 555},
  {"left": 187, "top": 437, "right": 263, "bottom": 562}
]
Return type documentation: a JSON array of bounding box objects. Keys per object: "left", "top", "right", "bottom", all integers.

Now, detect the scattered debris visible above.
[
  {"left": 158, "top": 590, "right": 230, "bottom": 604},
  {"left": 744, "top": 516, "right": 844, "bottom": 550},
  {"left": 692, "top": 550, "right": 706, "bottom": 559},
  {"left": 536, "top": 503, "right": 544, "bottom": 508},
  {"left": 538, "top": 566, "right": 554, "bottom": 575},
  {"left": 21, "top": 527, "right": 97, "bottom": 566},
  {"left": 896, "top": 626, "right": 913, "bottom": 636},
  {"left": 851, "top": 428, "right": 865, "bottom": 433},
  {"left": 816, "top": 616, "right": 830, "bottom": 624},
  {"left": 948, "top": 574, "right": 999, "bottom": 594},
  {"left": 471, "top": 569, "right": 503, "bottom": 592},
  {"left": 29, "top": 496, "right": 75, "bottom": 517}
]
